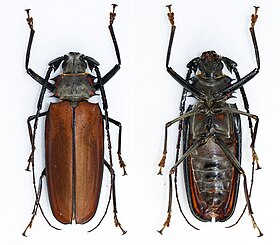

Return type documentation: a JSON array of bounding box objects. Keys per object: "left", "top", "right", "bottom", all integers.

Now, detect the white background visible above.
[{"left": 0, "top": 0, "right": 279, "bottom": 244}]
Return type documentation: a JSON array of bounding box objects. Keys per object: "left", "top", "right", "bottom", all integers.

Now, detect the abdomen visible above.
[{"left": 183, "top": 104, "right": 241, "bottom": 222}]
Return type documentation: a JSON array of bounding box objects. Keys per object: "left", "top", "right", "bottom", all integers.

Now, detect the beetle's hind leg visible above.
[
  {"left": 22, "top": 169, "right": 60, "bottom": 236},
  {"left": 158, "top": 137, "right": 206, "bottom": 234},
  {"left": 215, "top": 137, "right": 263, "bottom": 237},
  {"left": 104, "top": 160, "right": 126, "bottom": 234},
  {"left": 88, "top": 160, "right": 127, "bottom": 234}
]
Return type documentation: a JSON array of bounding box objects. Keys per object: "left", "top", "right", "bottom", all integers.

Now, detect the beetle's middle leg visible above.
[
  {"left": 103, "top": 116, "right": 127, "bottom": 175},
  {"left": 214, "top": 137, "right": 263, "bottom": 237},
  {"left": 26, "top": 111, "right": 48, "bottom": 171},
  {"left": 25, "top": 65, "right": 53, "bottom": 172},
  {"left": 222, "top": 107, "right": 261, "bottom": 170},
  {"left": 158, "top": 109, "right": 198, "bottom": 175}
]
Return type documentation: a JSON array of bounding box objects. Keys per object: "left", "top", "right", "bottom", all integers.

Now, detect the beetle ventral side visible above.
[
  {"left": 23, "top": 5, "right": 127, "bottom": 236},
  {"left": 158, "top": 5, "right": 262, "bottom": 237}
]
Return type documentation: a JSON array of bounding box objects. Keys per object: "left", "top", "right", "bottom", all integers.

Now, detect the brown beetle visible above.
[
  {"left": 23, "top": 5, "right": 126, "bottom": 236},
  {"left": 157, "top": 5, "right": 262, "bottom": 237}
]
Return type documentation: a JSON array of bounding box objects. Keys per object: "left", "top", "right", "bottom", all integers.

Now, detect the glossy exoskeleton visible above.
[
  {"left": 23, "top": 5, "right": 127, "bottom": 236},
  {"left": 158, "top": 5, "right": 262, "bottom": 237}
]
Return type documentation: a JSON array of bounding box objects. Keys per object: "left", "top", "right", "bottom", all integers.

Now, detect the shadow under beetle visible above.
[
  {"left": 23, "top": 4, "right": 127, "bottom": 236},
  {"left": 158, "top": 5, "right": 262, "bottom": 237}
]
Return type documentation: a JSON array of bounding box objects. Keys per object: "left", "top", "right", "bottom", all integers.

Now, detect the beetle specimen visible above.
[
  {"left": 158, "top": 5, "right": 262, "bottom": 237},
  {"left": 23, "top": 4, "right": 127, "bottom": 236}
]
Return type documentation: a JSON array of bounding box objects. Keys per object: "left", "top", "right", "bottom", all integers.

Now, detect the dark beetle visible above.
[
  {"left": 158, "top": 5, "right": 262, "bottom": 237},
  {"left": 23, "top": 5, "right": 126, "bottom": 236}
]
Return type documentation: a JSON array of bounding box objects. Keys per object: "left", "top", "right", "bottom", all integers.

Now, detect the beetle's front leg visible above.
[
  {"left": 25, "top": 9, "right": 33, "bottom": 29},
  {"left": 165, "top": 5, "right": 202, "bottom": 97},
  {"left": 94, "top": 4, "right": 121, "bottom": 90},
  {"left": 24, "top": 10, "right": 55, "bottom": 91},
  {"left": 219, "top": 7, "right": 260, "bottom": 96}
]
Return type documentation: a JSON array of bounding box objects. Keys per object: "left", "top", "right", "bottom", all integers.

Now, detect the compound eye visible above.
[
  {"left": 79, "top": 54, "right": 85, "bottom": 60},
  {"left": 215, "top": 62, "right": 223, "bottom": 72}
]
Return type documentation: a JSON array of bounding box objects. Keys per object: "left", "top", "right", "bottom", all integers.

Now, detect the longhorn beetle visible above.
[
  {"left": 23, "top": 4, "right": 127, "bottom": 236},
  {"left": 158, "top": 5, "right": 262, "bottom": 237}
]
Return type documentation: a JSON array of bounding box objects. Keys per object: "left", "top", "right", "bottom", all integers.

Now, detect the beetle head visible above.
[
  {"left": 62, "top": 52, "right": 88, "bottom": 74},
  {"left": 198, "top": 51, "right": 224, "bottom": 79}
]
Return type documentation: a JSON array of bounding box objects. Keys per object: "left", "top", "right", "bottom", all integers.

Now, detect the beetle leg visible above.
[
  {"left": 165, "top": 6, "right": 202, "bottom": 97},
  {"left": 158, "top": 137, "right": 206, "bottom": 234},
  {"left": 24, "top": 170, "right": 47, "bottom": 236},
  {"left": 93, "top": 4, "right": 121, "bottom": 90},
  {"left": 222, "top": 107, "right": 261, "bottom": 170},
  {"left": 88, "top": 160, "right": 126, "bottom": 234},
  {"left": 25, "top": 66, "right": 53, "bottom": 172},
  {"left": 157, "top": 174, "right": 172, "bottom": 235},
  {"left": 173, "top": 102, "right": 199, "bottom": 230},
  {"left": 22, "top": 169, "right": 60, "bottom": 236},
  {"left": 108, "top": 4, "right": 120, "bottom": 65},
  {"left": 88, "top": 160, "right": 112, "bottom": 233},
  {"left": 105, "top": 160, "right": 127, "bottom": 234},
  {"left": 24, "top": 67, "right": 54, "bottom": 235},
  {"left": 219, "top": 7, "right": 260, "bottom": 96},
  {"left": 22, "top": 169, "right": 46, "bottom": 236},
  {"left": 175, "top": 106, "right": 200, "bottom": 231},
  {"left": 95, "top": 66, "right": 116, "bottom": 179},
  {"left": 94, "top": 66, "right": 126, "bottom": 234},
  {"left": 158, "top": 109, "right": 198, "bottom": 175},
  {"left": 234, "top": 75, "right": 260, "bottom": 170},
  {"left": 26, "top": 112, "right": 48, "bottom": 171},
  {"left": 226, "top": 160, "right": 255, "bottom": 228},
  {"left": 214, "top": 137, "right": 263, "bottom": 237},
  {"left": 174, "top": 89, "right": 188, "bottom": 161},
  {"left": 24, "top": 10, "right": 55, "bottom": 91},
  {"left": 222, "top": 58, "right": 256, "bottom": 160},
  {"left": 104, "top": 116, "right": 127, "bottom": 175},
  {"left": 170, "top": 137, "right": 208, "bottom": 173},
  {"left": 165, "top": 5, "right": 175, "bottom": 68}
]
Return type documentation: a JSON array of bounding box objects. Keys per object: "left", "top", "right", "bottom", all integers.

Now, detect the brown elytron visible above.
[{"left": 45, "top": 101, "right": 104, "bottom": 224}]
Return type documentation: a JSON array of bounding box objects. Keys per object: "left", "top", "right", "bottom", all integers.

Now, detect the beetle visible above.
[
  {"left": 157, "top": 5, "right": 262, "bottom": 237},
  {"left": 22, "top": 4, "right": 127, "bottom": 236}
]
